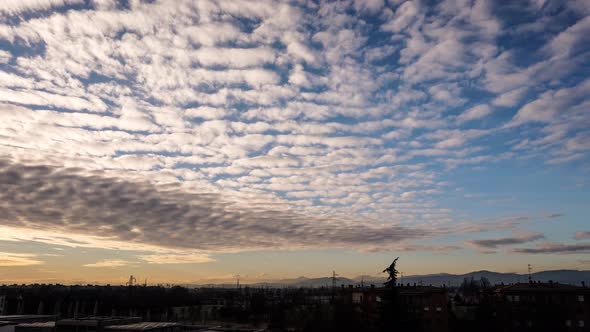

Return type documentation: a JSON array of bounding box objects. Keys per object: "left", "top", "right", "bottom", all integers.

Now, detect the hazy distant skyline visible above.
[{"left": 0, "top": 0, "right": 589, "bottom": 284}]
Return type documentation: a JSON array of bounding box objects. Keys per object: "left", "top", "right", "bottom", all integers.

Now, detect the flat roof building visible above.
[
  {"left": 0, "top": 316, "right": 57, "bottom": 332},
  {"left": 485, "top": 282, "right": 590, "bottom": 331}
]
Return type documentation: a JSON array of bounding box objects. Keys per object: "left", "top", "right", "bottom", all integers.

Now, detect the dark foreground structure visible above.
[{"left": 1, "top": 280, "right": 588, "bottom": 332}]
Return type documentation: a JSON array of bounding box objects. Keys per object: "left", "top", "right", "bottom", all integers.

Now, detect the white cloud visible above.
[
  {"left": 382, "top": 1, "right": 420, "bottom": 32},
  {"left": 509, "top": 78, "right": 590, "bottom": 126},
  {"left": 492, "top": 87, "right": 528, "bottom": 107},
  {"left": 0, "top": 252, "right": 43, "bottom": 267},
  {"left": 139, "top": 253, "right": 213, "bottom": 264},
  {"left": 191, "top": 47, "right": 276, "bottom": 68},
  {"left": 456, "top": 105, "right": 493, "bottom": 124},
  {"left": 83, "top": 259, "right": 131, "bottom": 268},
  {"left": 543, "top": 16, "right": 590, "bottom": 59},
  {"left": 0, "top": 0, "right": 83, "bottom": 14}
]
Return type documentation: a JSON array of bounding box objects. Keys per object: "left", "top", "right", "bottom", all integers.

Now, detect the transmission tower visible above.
[
  {"left": 332, "top": 270, "right": 338, "bottom": 289},
  {"left": 126, "top": 275, "right": 136, "bottom": 287}
]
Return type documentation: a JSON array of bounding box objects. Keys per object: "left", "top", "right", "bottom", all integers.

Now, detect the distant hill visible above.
[
  {"left": 354, "top": 269, "right": 590, "bottom": 287},
  {"left": 254, "top": 276, "right": 357, "bottom": 288},
  {"left": 186, "top": 270, "right": 590, "bottom": 288}
]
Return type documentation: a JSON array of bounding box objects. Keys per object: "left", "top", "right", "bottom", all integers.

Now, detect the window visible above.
[
  {"left": 565, "top": 320, "right": 571, "bottom": 327},
  {"left": 579, "top": 321, "right": 585, "bottom": 328},
  {"left": 424, "top": 307, "right": 430, "bottom": 311},
  {"left": 514, "top": 295, "right": 520, "bottom": 302},
  {"left": 578, "top": 295, "right": 585, "bottom": 302},
  {"left": 436, "top": 306, "right": 442, "bottom": 312}
]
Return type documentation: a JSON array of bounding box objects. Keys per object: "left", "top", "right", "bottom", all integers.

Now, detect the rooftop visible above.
[
  {"left": 0, "top": 316, "right": 57, "bottom": 323},
  {"left": 57, "top": 317, "right": 142, "bottom": 327},
  {"left": 105, "top": 322, "right": 178, "bottom": 331},
  {"left": 495, "top": 282, "right": 590, "bottom": 293},
  {"left": 15, "top": 322, "right": 56, "bottom": 328}
]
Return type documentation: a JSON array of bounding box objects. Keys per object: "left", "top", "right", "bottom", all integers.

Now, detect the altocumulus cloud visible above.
[
  {"left": 0, "top": 159, "right": 427, "bottom": 252},
  {"left": 0, "top": 0, "right": 588, "bottom": 257}
]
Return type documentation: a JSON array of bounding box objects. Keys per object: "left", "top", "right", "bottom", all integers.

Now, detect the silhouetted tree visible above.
[
  {"left": 379, "top": 257, "right": 417, "bottom": 331},
  {"left": 480, "top": 277, "right": 491, "bottom": 289},
  {"left": 382, "top": 257, "right": 399, "bottom": 288}
]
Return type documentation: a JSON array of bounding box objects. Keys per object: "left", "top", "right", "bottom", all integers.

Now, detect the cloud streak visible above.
[
  {"left": 512, "top": 242, "right": 590, "bottom": 254},
  {"left": 0, "top": 252, "right": 43, "bottom": 267},
  {"left": 466, "top": 233, "right": 545, "bottom": 249},
  {"left": 83, "top": 259, "right": 131, "bottom": 268}
]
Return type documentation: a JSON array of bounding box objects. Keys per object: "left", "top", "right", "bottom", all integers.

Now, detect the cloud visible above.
[
  {"left": 0, "top": 0, "right": 587, "bottom": 266},
  {"left": 575, "top": 231, "right": 590, "bottom": 240},
  {"left": 0, "top": 158, "right": 428, "bottom": 253},
  {"left": 466, "top": 233, "right": 545, "bottom": 249},
  {"left": 0, "top": 0, "right": 83, "bottom": 15},
  {"left": 456, "top": 105, "right": 493, "bottom": 124},
  {"left": 509, "top": 79, "right": 590, "bottom": 127},
  {"left": 382, "top": 1, "right": 420, "bottom": 33},
  {"left": 543, "top": 16, "right": 590, "bottom": 59},
  {"left": 0, "top": 252, "right": 43, "bottom": 267},
  {"left": 83, "top": 259, "right": 131, "bottom": 268},
  {"left": 139, "top": 253, "right": 213, "bottom": 264},
  {"left": 512, "top": 242, "right": 590, "bottom": 254},
  {"left": 492, "top": 87, "right": 528, "bottom": 107}
]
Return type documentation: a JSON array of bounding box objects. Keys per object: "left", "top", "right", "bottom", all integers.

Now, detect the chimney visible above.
[{"left": 582, "top": 281, "right": 586, "bottom": 288}]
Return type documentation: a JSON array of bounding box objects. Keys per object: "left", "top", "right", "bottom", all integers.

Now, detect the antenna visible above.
[{"left": 236, "top": 274, "right": 240, "bottom": 289}]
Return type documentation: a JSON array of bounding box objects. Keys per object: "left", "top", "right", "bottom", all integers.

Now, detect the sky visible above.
[{"left": 0, "top": 0, "right": 589, "bottom": 285}]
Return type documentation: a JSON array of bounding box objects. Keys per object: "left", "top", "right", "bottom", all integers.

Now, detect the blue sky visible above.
[{"left": 0, "top": 0, "right": 589, "bottom": 284}]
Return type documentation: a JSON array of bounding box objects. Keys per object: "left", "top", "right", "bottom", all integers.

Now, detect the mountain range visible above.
[{"left": 189, "top": 270, "right": 590, "bottom": 288}]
